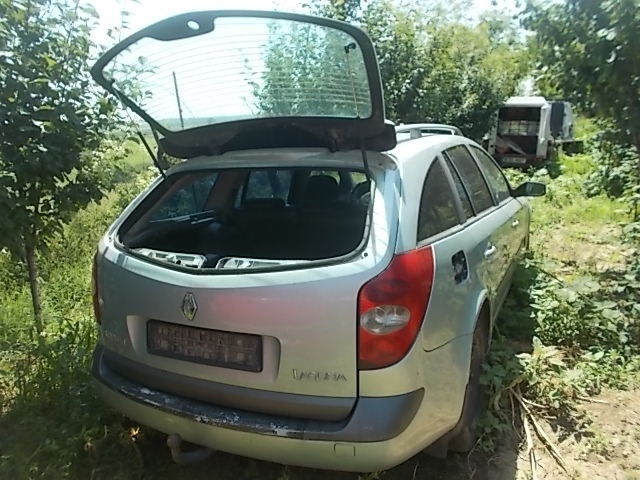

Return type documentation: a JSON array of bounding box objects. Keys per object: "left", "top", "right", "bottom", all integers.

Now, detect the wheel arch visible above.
[{"left": 471, "top": 292, "right": 492, "bottom": 347}]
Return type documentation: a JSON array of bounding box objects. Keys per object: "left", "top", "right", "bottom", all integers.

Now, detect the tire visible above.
[{"left": 448, "top": 322, "right": 489, "bottom": 453}]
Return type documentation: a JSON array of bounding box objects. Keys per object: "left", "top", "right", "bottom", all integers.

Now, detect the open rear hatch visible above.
[
  {"left": 92, "top": 12, "right": 397, "bottom": 420},
  {"left": 91, "top": 10, "right": 396, "bottom": 158}
]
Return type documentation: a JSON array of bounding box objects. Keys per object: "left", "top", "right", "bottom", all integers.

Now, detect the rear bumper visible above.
[{"left": 91, "top": 346, "right": 427, "bottom": 471}]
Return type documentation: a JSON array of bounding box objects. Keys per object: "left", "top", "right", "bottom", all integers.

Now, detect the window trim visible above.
[
  {"left": 468, "top": 144, "right": 513, "bottom": 205},
  {"left": 443, "top": 144, "right": 496, "bottom": 214},
  {"left": 459, "top": 144, "right": 498, "bottom": 207},
  {"left": 443, "top": 155, "right": 499, "bottom": 225},
  {"left": 441, "top": 153, "right": 475, "bottom": 220}
]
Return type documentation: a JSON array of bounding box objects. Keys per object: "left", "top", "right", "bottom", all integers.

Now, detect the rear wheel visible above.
[{"left": 448, "top": 321, "right": 489, "bottom": 452}]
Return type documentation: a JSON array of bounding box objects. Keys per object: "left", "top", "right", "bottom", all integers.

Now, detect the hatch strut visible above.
[
  {"left": 344, "top": 42, "right": 374, "bottom": 182},
  {"left": 137, "top": 130, "right": 166, "bottom": 180},
  {"left": 110, "top": 83, "right": 167, "bottom": 179},
  {"left": 359, "top": 136, "right": 373, "bottom": 182}
]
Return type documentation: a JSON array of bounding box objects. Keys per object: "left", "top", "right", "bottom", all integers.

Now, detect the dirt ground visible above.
[{"left": 479, "top": 389, "right": 640, "bottom": 480}]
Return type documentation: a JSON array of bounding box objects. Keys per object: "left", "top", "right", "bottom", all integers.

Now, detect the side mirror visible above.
[{"left": 513, "top": 181, "right": 546, "bottom": 197}]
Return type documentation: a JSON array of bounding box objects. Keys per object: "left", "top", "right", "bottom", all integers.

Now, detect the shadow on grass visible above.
[
  {"left": 544, "top": 152, "right": 563, "bottom": 179},
  {"left": 106, "top": 427, "right": 521, "bottom": 480},
  {"left": 494, "top": 257, "right": 541, "bottom": 347}
]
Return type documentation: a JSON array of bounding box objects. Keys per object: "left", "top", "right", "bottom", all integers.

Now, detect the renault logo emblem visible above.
[{"left": 181, "top": 292, "right": 198, "bottom": 321}]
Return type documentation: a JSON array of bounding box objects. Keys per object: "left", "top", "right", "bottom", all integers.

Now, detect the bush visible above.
[
  {"left": 584, "top": 122, "right": 640, "bottom": 205},
  {"left": 0, "top": 169, "right": 154, "bottom": 479}
]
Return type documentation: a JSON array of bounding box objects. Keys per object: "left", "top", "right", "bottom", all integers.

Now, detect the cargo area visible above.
[
  {"left": 496, "top": 106, "right": 541, "bottom": 156},
  {"left": 118, "top": 167, "right": 372, "bottom": 270}
]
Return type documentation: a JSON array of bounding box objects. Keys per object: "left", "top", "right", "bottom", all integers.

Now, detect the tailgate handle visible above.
[
  {"left": 483, "top": 245, "right": 497, "bottom": 259},
  {"left": 511, "top": 219, "right": 520, "bottom": 228}
]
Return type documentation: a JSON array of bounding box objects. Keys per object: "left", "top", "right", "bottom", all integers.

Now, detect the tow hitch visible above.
[{"left": 166, "top": 434, "right": 214, "bottom": 465}]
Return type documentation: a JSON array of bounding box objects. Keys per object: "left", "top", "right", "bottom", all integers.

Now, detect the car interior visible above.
[{"left": 118, "top": 168, "right": 373, "bottom": 267}]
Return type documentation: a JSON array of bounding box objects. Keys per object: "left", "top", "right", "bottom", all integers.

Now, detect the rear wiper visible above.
[{"left": 149, "top": 209, "right": 220, "bottom": 224}]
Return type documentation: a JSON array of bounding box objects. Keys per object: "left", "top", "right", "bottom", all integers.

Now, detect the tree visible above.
[
  {"left": 0, "top": 0, "right": 121, "bottom": 335},
  {"left": 312, "top": 0, "right": 362, "bottom": 22},
  {"left": 360, "top": 1, "right": 528, "bottom": 140},
  {"left": 523, "top": 0, "right": 640, "bottom": 153},
  {"left": 250, "top": 20, "right": 370, "bottom": 118},
  {"left": 359, "top": 1, "right": 429, "bottom": 125},
  {"left": 255, "top": 0, "right": 528, "bottom": 142},
  {"left": 523, "top": 0, "right": 640, "bottom": 283}
]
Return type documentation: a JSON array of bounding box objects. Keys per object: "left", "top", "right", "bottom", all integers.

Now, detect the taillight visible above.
[
  {"left": 92, "top": 252, "right": 101, "bottom": 324},
  {"left": 358, "top": 246, "right": 434, "bottom": 370}
]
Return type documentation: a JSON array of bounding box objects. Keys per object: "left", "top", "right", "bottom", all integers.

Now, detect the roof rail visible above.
[{"left": 395, "top": 123, "right": 463, "bottom": 139}]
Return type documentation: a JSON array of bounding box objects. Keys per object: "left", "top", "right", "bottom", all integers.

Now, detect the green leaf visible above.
[{"left": 601, "top": 308, "right": 621, "bottom": 320}]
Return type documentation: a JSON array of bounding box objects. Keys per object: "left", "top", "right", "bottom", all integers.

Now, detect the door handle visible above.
[
  {"left": 511, "top": 219, "right": 520, "bottom": 228},
  {"left": 484, "top": 245, "right": 497, "bottom": 259}
]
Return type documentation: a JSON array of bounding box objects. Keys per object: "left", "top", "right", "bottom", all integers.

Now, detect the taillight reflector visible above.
[{"left": 358, "top": 246, "right": 434, "bottom": 370}]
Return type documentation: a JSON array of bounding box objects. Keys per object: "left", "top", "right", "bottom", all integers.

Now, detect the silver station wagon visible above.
[{"left": 90, "top": 10, "right": 545, "bottom": 472}]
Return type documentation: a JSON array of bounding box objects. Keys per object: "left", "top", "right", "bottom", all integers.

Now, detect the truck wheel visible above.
[
  {"left": 448, "top": 322, "right": 489, "bottom": 452},
  {"left": 546, "top": 143, "right": 556, "bottom": 162}
]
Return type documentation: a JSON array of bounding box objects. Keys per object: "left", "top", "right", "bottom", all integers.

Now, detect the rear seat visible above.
[{"left": 222, "top": 175, "right": 368, "bottom": 259}]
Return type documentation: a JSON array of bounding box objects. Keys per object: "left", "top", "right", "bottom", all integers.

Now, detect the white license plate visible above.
[
  {"left": 502, "top": 156, "right": 528, "bottom": 165},
  {"left": 147, "top": 320, "right": 262, "bottom": 372}
]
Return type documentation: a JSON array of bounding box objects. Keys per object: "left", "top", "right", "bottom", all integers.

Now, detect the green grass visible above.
[
  {"left": 121, "top": 139, "right": 153, "bottom": 172},
  {"left": 0, "top": 164, "right": 158, "bottom": 479},
  {"left": 503, "top": 152, "right": 631, "bottom": 275}
]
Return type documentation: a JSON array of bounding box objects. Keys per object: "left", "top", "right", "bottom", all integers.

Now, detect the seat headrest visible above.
[{"left": 302, "top": 175, "right": 339, "bottom": 203}]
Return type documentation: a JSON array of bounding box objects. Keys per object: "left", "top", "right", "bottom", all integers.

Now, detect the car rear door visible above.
[
  {"left": 442, "top": 144, "right": 507, "bottom": 309},
  {"left": 416, "top": 155, "right": 488, "bottom": 351},
  {"left": 469, "top": 145, "right": 527, "bottom": 305}
]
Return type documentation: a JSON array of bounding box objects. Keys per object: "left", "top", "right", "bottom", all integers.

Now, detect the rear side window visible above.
[
  {"left": 471, "top": 146, "right": 511, "bottom": 203},
  {"left": 151, "top": 173, "right": 218, "bottom": 220},
  {"left": 445, "top": 145, "right": 493, "bottom": 213},
  {"left": 417, "top": 160, "right": 460, "bottom": 241}
]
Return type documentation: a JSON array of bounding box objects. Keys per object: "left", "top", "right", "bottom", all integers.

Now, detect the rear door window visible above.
[
  {"left": 417, "top": 160, "right": 460, "bottom": 241},
  {"left": 444, "top": 145, "right": 494, "bottom": 213},
  {"left": 442, "top": 156, "right": 474, "bottom": 221},
  {"left": 470, "top": 146, "right": 511, "bottom": 203}
]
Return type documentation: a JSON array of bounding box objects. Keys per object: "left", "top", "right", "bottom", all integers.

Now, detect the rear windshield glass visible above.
[
  {"left": 102, "top": 16, "right": 373, "bottom": 130},
  {"left": 119, "top": 168, "right": 371, "bottom": 270}
]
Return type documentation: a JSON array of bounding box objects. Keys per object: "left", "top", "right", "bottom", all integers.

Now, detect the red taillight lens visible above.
[
  {"left": 92, "top": 252, "right": 101, "bottom": 324},
  {"left": 358, "top": 246, "right": 434, "bottom": 370}
]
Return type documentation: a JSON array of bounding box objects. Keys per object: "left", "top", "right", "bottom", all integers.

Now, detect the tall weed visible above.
[
  {"left": 479, "top": 154, "right": 640, "bottom": 452},
  {"left": 0, "top": 168, "right": 154, "bottom": 479}
]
